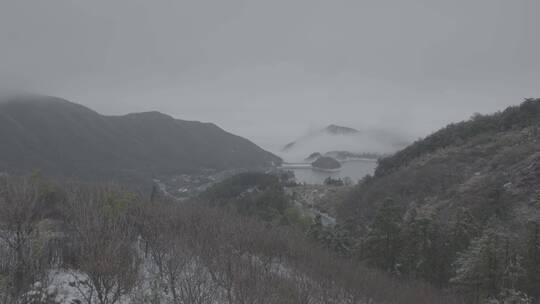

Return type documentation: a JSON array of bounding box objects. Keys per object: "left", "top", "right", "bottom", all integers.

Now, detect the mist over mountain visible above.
[
  {"left": 2, "top": 1, "right": 540, "bottom": 302},
  {"left": 280, "top": 124, "right": 409, "bottom": 162},
  {"left": 0, "top": 95, "right": 281, "bottom": 181}
]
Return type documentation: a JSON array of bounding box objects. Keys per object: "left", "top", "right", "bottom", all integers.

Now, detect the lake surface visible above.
[{"left": 284, "top": 160, "right": 377, "bottom": 184}]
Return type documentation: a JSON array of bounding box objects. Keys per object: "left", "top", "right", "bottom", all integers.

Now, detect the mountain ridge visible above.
[{"left": 0, "top": 94, "right": 281, "bottom": 181}]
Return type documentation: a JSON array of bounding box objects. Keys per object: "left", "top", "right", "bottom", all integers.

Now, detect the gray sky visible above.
[{"left": 1, "top": 0, "right": 539, "bottom": 151}]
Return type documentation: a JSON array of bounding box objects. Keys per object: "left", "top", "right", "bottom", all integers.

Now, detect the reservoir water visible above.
[{"left": 282, "top": 160, "right": 377, "bottom": 184}]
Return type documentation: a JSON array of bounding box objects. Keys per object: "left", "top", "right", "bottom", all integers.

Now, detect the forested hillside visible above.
[
  {"left": 0, "top": 95, "right": 281, "bottom": 182},
  {"left": 329, "top": 99, "right": 540, "bottom": 303}
]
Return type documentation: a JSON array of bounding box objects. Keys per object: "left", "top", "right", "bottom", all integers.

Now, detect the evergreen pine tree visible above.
[
  {"left": 524, "top": 221, "right": 540, "bottom": 299},
  {"left": 364, "top": 197, "right": 403, "bottom": 271},
  {"left": 452, "top": 220, "right": 523, "bottom": 301}
]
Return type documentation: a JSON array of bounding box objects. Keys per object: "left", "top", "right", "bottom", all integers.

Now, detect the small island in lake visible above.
[{"left": 311, "top": 156, "right": 341, "bottom": 170}]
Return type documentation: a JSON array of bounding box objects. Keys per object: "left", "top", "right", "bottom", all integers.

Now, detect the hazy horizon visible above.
[{"left": 1, "top": 0, "right": 539, "bottom": 150}]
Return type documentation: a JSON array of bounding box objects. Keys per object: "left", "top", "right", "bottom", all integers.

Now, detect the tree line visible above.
[
  {"left": 313, "top": 197, "right": 540, "bottom": 303},
  {"left": 0, "top": 175, "right": 461, "bottom": 304}
]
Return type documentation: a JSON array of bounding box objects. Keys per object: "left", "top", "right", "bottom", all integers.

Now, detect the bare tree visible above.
[
  {"left": 136, "top": 200, "right": 218, "bottom": 304},
  {"left": 0, "top": 176, "right": 49, "bottom": 302},
  {"left": 63, "top": 184, "right": 140, "bottom": 304},
  {"left": 163, "top": 241, "right": 216, "bottom": 304}
]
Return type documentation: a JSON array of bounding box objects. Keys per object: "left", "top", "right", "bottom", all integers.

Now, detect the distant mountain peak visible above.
[
  {"left": 282, "top": 125, "right": 359, "bottom": 152},
  {"left": 324, "top": 124, "right": 359, "bottom": 135},
  {"left": 280, "top": 124, "right": 408, "bottom": 162}
]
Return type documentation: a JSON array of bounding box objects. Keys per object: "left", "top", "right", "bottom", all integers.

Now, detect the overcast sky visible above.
[{"left": 1, "top": 0, "right": 539, "bottom": 150}]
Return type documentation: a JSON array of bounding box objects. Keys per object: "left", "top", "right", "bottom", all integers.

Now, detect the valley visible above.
[
  {"left": 2, "top": 97, "right": 540, "bottom": 304},
  {"left": 2, "top": 2, "right": 539, "bottom": 303}
]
